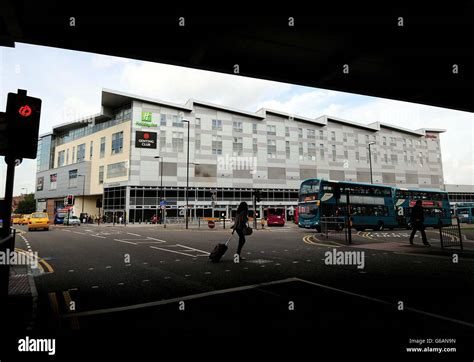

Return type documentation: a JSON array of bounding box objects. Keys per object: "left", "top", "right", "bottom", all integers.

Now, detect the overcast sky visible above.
[{"left": 0, "top": 43, "right": 473, "bottom": 196}]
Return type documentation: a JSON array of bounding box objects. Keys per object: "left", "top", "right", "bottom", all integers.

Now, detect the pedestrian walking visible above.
[
  {"left": 232, "top": 201, "right": 250, "bottom": 260},
  {"left": 409, "top": 200, "right": 430, "bottom": 246}
]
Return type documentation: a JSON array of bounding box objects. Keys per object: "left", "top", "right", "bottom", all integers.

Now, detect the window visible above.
[
  {"left": 374, "top": 151, "right": 378, "bottom": 163},
  {"left": 356, "top": 151, "right": 360, "bottom": 162},
  {"left": 383, "top": 137, "right": 387, "bottom": 146},
  {"left": 99, "top": 166, "right": 104, "bottom": 184},
  {"left": 77, "top": 143, "right": 86, "bottom": 162},
  {"left": 267, "top": 125, "right": 276, "bottom": 136},
  {"left": 391, "top": 154, "right": 398, "bottom": 164},
  {"left": 419, "top": 152, "right": 423, "bottom": 166},
  {"left": 112, "top": 131, "right": 123, "bottom": 154},
  {"left": 319, "top": 130, "right": 324, "bottom": 140},
  {"left": 344, "top": 149, "right": 348, "bottom": 159},
  {"left": 253, "top": 138, "right": 258, "bottom": 155},
  {"left": 285, "top": 127, "right": 290, "bottom": 137},
  {"left": 160, "top": 131, "right": 166, "bottom": 151},
  {"left": 172, "top": 132, "right": 184, "bottom": 152},
  {"left": 307, "top": 129, "right": 315, "bottom": 139},
  {"left": 212, "top": 119, "right": 222, "bottom": 130},
  {"left": 332, "top": 145, "right": 336, "bottom": 161},
  {"left": 195, "top": 118, "right": 201, "bottom": 129},
  {"left": 72, "top": 146, "right": 75, "bottom": 163},
  {"left": 366, "top": 150, "right": 370, "bottom": 163},
  {"left": 410, "top": 154, "right": 414, "bottom": 163},
  {"left": 355, "top": 135, "right": 359, "bottom": 145},
  {"left": 100, "top": 137, "right": 106, "bottom": 158},
  {"left": 160, "top": 114, "right": 167, "bottom": 127},
  {"left": 343, "top": 133, "right": 347, "bottom": 142},
  {"left": 233, "top": 137, "right": 243, "bottom": 156},
  {"left": 365, "top": 135, "right": 369, "bottom": 142},
  {"left": 233, "top": 121, "right": 243, "bottom": 133},
  {"left": 66, "top": 149, "right": 69, "bottom": 164},
  {"left": 267, "top": 139, "right": 277, "bottom": 158},
  {"left": 308, "top": 142, "right": 316, "bottom": 160},
  {"left": 298, "top": 128, "right": 303, "bottom": 138},
  {"left": 212, "top": 135, "right": 222, "bottom": 155},
  {"left": 107, "top": 161, "right": 128, "bottom": 178},
  {"left": 320, "top": 144, "right": 324, "bottom": 158},
  {"left": 299, "top": 144, "right": 304, "bottom": 160},
  {"left": 172, "top": 115, "right": 182, "bottom": 127},
  {"left": 404, "top": 151, "right": 407, "bottom": 162},
  {"left": 89, "top": 141, "right": 93, "bottom": 160},
  {"left": 403, "top": 138, "right": 407, "bottom": 147},
  {"left": 286, "top": 141, "right": 290, "bottom": 158},
  {"left": 253, "top": 123, "right": 258, "bottom": 134},
  {"left": 195, "top": 137, "right": 201, "bottom": 153},
  {"left": 68, "top": 169, "right": 78, "bottom": 187},
  {"left": 331, "top": 131, "right": 336, "bottom": 141},
  {"left": 384, "top": 153, "right": 388, "bottom": 163},
  {"left": 58, "top": 151, "right": 65, "bottom": 167},
  {"left": 50, "top": 174, "right": 57, "bottom": 190}
]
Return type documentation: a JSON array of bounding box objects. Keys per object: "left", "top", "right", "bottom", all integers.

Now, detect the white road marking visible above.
[
  {"left": 149, "top": 246, "right": 195, "bottom": 257},
  {"left": 127, "top": 232, "right": 142, "bottom": 237},
  {"left": 146, "top": 237, "right": 167, "bottom": 243},
  {"left": 91, "top": 235, "right": 106, "bottom": 239},
  {"left": 142, "top": 280, "right": 150, "bottom": 283},
  {"left": 88, "top": 268, "right": 94, "bottom": 271},
  {"left": 118, "top": 283, "right": 124, "bottom": 286},
  {"left": 73, "top": 231, "right": 87, "bottom": 235},
  {"left": 114, "top": 239, "right": 138, "bottom": 245},
  {"left": 68, "top": 270, "right": 74, "bottom": 273},
  {"left": 91, "top": 286, "right": 99, "bottom": 289},
  {"left": 106, "top": 266, "right": 112, "bottom": 269},
  {"left": 175, "top": 244, "right": 210, "bottom": 255}
]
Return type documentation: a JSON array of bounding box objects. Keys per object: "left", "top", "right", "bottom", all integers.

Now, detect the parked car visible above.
[
  {"left": 63, "top": 216, "right": 81, "bottom": 226},
  {"left": 20, "top": 214, "right": 31, "bottom": 225},
  {"left": 28, "top": 212, "right": 50, "bottom": 231}
]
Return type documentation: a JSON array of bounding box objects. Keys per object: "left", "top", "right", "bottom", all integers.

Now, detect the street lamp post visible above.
[
  {"left": 154, "top": 156, "right": 164, "bottom": 224},
  {"left": 182, "top": 119, "right": 190, "bottom": 229},
  {"left": 78, "top": 175, "right": 86, "bottom": 220},
  {"left": 367, "top": 142, "right": 376, "bottom": 184}
]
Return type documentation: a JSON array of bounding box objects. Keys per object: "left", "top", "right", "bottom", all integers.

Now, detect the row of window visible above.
[{"left": 56, "top": 132, "right": 124, "bottom": 167}]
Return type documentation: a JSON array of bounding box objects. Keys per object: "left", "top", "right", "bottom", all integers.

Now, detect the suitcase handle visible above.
[{"left": 225, "top": 234, "right": 233, "bottom": 246}]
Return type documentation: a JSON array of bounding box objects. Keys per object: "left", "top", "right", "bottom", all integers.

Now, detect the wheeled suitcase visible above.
[{"left": 209, "top": 234, "right": 233, "bottom": 262}]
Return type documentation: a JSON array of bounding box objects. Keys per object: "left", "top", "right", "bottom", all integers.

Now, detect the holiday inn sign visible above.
[{"left": 135, "top": 111, "right": 158, "bottom": 127}]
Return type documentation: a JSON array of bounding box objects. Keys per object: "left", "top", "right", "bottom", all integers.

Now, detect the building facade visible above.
[{"left": 35, "top": 89, "right": 446, "bottom": 222}]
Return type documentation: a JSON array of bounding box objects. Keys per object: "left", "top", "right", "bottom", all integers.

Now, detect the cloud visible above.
[
  {"left": 121, "top": 61, "right": 292, "bottom": 110},
  {"left": 92, "top": 54, "right": 131, "bottom": 68}
]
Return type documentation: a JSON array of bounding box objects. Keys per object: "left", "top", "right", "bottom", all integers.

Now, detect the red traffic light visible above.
[{"left": 18, "top": 105, "right": 32, "bottom": 117}]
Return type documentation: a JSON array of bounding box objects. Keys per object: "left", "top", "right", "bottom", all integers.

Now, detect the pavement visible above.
[{"left": 2, "top": 222, "right": 474, "bottom": 359}]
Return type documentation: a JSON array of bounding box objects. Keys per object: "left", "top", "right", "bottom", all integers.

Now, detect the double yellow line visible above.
[
  {"left": 14, "top": 248, "right": 54, "bottom": 273},
  {"left": 303, "top": 234, "right": 342, "bottom": 248},
  {"left": 48, "top": 291, "right": 80, "bottom": 330}
]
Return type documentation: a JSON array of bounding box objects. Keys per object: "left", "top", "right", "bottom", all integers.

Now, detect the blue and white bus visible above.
[
  {"left": 394, "top": 188, "right": 451, "bottom": 228},
  {"left": 298, "top": 178, "right": 397, "bottom": 231},
  {"left": 455, "top": 204, "right": 474, "bottom": 224}
]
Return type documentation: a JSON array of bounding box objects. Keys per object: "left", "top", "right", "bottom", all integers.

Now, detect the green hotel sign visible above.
[{"left": 136, "top": 111, "right": 158, "bottom": 127}]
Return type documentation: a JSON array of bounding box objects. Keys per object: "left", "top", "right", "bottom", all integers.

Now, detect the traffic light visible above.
[
  {"left": 67, "top": 194, "right": 75, "bottom": 206},
  {"left": 254, "top": 189, "right": 261, "bottom": 203},
  {"left": 4, "top": 90, "right": 42, "bottom": 159},
  {"left": 96, "top": 198, "right": 103, "bottom": 208}
]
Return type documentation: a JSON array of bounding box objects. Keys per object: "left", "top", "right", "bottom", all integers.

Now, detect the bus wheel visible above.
[{"left": 374, "top": 221, "right": 384, "bottom": 231}]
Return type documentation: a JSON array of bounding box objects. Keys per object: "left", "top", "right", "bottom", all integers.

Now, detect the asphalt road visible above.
[{"left": 6, "top": 223, "right": 474, "bottom": 359}]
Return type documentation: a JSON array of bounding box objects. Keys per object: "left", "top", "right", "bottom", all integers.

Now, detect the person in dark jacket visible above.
[
  {"left": 232, "top": 201, "right": 249, "bottom": 260},
  {"left": 409, "top": 200, "right": 430, "bottom": 246}
]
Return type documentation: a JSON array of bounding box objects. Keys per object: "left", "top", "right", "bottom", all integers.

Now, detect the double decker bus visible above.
[
  {"left": 298, "top": 178, "right": 397, "bottom": 231},
  {"left": 394, "top": 188, "right": 451, "bottom": 228},
  {"left": 456, "top": 202, "right": 474, "bottom": 224}
]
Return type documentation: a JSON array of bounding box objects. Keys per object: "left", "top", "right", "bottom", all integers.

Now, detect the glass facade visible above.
[{"left": 37, "top": 135, "right": 53, "bottom": 172}]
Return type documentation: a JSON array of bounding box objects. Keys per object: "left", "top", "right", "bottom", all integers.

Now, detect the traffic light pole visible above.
[
  {"left": 1, "top": 156, "right": 17, "bottom": 238},
  {"left": 253, "top": 192, "right": 257, "bottom": 230}
]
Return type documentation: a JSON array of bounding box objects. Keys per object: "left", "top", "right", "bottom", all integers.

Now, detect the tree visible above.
[{"left": 15, "top": 193, "right": 36, "bottom": 214}]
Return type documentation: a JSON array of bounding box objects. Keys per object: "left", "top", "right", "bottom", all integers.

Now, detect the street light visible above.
[
  {"left": 78, "top": 174, "right": 86, "bottom": 215},
  {"left": 154, "top": 156, "right": 164, "bottom": 224},
  {"left": 367, "top": 142, "right": 376, "bottom": 184},
  {"left": 182, "top": 119, "right": 190, "bottom": 229}
]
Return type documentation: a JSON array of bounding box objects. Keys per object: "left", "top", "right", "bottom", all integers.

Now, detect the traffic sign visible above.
[{"left": 208, "top": 220, "right": 215, "bottom": 229}]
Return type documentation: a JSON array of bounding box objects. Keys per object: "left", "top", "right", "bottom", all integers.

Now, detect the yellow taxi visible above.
[
  {"left": 28, "top": 212, "right": 50, "bottom": 231},
  {"left": 11, "top": 214, "right": 22, "bottom": 225},
  {"left": 20, "top": 214, "right": 31, "bottom": 225}
]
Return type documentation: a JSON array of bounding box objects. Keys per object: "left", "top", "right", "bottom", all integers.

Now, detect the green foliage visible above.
[{"left": 15, "top": 193, "right": 36, "bottom": 214}]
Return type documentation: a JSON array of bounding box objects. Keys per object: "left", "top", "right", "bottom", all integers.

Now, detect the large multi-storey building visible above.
[{"left": 35, "top": 89, "right": 446, "bottom": 222}]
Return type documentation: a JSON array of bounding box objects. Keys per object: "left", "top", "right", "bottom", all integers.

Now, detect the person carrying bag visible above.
[{"left": 232, "top": 201, "right": 252, "bottom": 260}]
